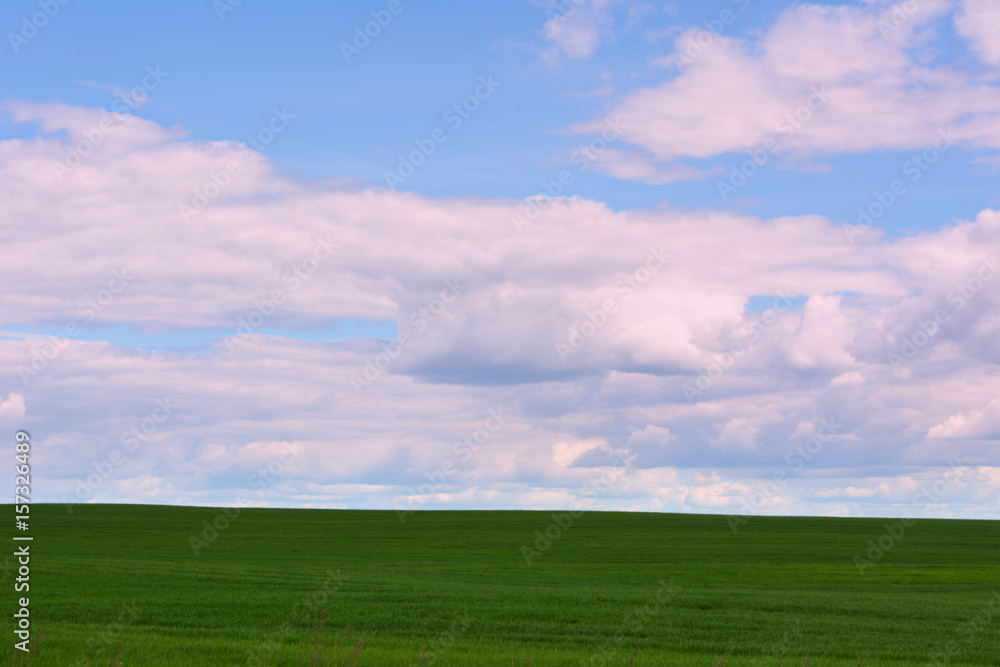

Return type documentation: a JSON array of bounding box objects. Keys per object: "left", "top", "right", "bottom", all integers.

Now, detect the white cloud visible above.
[
  {"left": 783, "top": 295, "right": 857, "bottom": 370},
  {"left": 712, "top": 418, "right": 760, "bottom": 451},
  {"left": 2, "top": 103, "right": 999, "bottom": 515},
  {"left": 831, "top": 371, "right": 866, "bottom": 387},
  {"left": 573, "top": 1, "right": 1000, "bottom": 180},
  {"left": 0, "top": 393, "right": 26, "bottom": 420},
  {"left": 955, "top": 0, "right": 1000, "bottom": 65},
  {"left": 584, "top": 148, "right": 724, "bottom": 184},
  {"left": 540, "top": 0, "right": 617, "bottom": 63},
  {"left": 627, "top": 424, "right": 672, "bottom": 448},
  {"left": 928, "top": 397, "right": 1000, "bottom": 439}
]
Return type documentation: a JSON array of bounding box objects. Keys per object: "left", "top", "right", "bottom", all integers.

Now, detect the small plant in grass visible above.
[
  {"left": 82, "top": 643, "right": 126, "bottom": 667},
  {"left": 510, "top": 646, "right": 534, "bottom": 666},
  {"left": 407, "top": 649, "right": 429, "bottom": 665},
  {"left": 618, "top": 647, "right": 638, "bottom": 665},
  {"left": 260, "top": 609, "right": 365, "bottom": 666},
  {"left": 301, "top": 610, "right": 366, "bottom": 666}
]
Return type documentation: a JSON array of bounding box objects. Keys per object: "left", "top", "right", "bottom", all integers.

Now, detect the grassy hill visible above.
[{"left": 7, "top": 504, "right": 999, "bottom": 665}]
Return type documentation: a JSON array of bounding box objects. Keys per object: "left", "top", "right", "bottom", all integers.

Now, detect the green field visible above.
[{"left": 6, "top": 504, "right": 999, "bottom": 665}]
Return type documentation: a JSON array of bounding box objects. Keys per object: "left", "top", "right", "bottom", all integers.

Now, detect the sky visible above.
[{"left": 2, "top": 0, "right": 999, "bottom": 519}]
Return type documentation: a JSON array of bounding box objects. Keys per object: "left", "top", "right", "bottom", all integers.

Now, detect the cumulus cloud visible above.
[
  {"left": 712, "top": 418, "right": 760, "bottom": 451},
  {"left": 2, "top": 103, "right": 1000, "bottom": 516},
  {"left": 628, "top": 424, "right": 672, "bottom": 448},
  {"left": 928, "top": 397, "right": 1000, "bottom": 440},
  {"left": 539, "top": 0, "right": 618, "bottom": 64},
  {"left": 584, "top": 148, "right": 725, "bottom": 184},
  {"left": 783, "top": 295, "right": 857, "bottom": 370},
  {"left": 0, "top": 393, "right": 26, "bottom": 420},
  {"left": 955, "top": 0, "right": 1000, "bottom": 65},
  {"left": 572, "top": 0, "right": 1000, "bottom": 181}
]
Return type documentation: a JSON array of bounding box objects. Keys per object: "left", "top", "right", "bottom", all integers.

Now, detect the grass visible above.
[{"left": 5, "top": 504, "right": 998, "bottom": 665}]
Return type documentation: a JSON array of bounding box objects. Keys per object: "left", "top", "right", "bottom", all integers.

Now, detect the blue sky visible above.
[
  {"left": 4, "top": 0, "right": 996, "bottom": 226},
  {"left": 2, "top": 0, "right": 1000, "bottom": 519}
]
